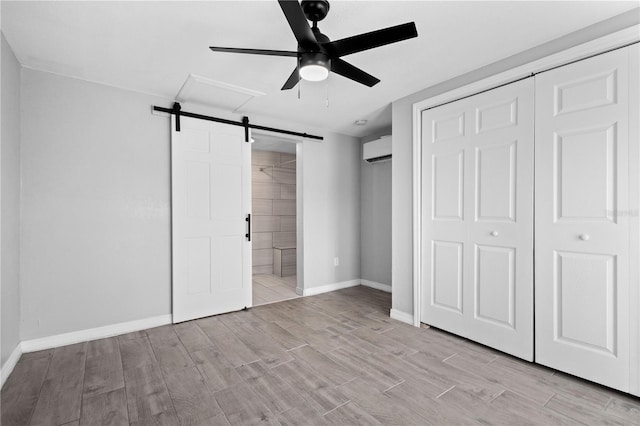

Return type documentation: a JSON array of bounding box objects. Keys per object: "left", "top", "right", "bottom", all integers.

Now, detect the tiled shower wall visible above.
[{"left": 252, "top": 150, "right": 296, "bottom": 275}]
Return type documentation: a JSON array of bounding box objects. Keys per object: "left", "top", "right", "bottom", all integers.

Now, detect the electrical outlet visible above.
[{"left": 334, "top": 257, "right": 339, "bottom": 267}]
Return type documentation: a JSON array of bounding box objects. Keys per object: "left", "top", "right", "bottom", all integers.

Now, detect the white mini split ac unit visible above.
[{"left": 363, "top": 135, "right": 392, "bottom": 164}]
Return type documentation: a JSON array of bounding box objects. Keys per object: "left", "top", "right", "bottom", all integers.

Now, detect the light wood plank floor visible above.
[
  {"left": 2, "top": 286, "right": 639, "bottom": 425},
  {"left": 252, "top": 274, "right": 299, "bottom": 306}
]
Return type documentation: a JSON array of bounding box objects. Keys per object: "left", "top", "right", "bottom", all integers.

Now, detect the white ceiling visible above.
[{"left": 2, "top": 1, "right": 637, "bottom": 137}]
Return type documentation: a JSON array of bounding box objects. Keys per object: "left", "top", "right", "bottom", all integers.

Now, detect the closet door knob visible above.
[
  {"left": 490, "top": 231, "right": 499, "bottom": 237},
  {"left": 579, "top": 234, "right": 590, "bottom": 241}
]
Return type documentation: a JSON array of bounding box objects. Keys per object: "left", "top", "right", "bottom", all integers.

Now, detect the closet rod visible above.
[{"left": 153, "top": 102, "right": 323, "bottom": 141}]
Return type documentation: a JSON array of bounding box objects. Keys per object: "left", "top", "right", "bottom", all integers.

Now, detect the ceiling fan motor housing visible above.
[
  {"left": 300, "top": 51, "right": 330, "bottom": 69},
  {"left": 301, "top": 0, "right": 330, "bottom": 22}
]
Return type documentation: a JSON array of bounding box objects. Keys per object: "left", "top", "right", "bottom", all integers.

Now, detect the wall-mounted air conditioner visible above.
[{"left": 363, "top": 135, "right": 392, "bottom": 164}]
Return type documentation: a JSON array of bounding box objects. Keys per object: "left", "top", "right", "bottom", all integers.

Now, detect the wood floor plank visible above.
[
  {"left": 250, "top": 306, "right": 299, "bottom": 330},
  {"left": 404, "top": 351, "right": 504, "bottom": 402},
  {"left": 489, "top": 390, "right": 579, "bottom": 425},
  {"left": 128, "top": 411, "right": 181, "bottom": 426},
  {"left": 218, "top": 311, "right": 264, "bottom": 336},
  {"left": 174, "top": 322, "right": 216, "bottom": 354},
  {"left": 192, "top": 347, "right": 243, "bottom": 392},
  {"left": 214, "top": 383, "right": 279, "bottom": 425},
  {"left": 338, "top": 377, "right": 431, "bottom": 425},
  {"left": 380, "top": 326, "right": 459, "bottom": 360},
  {"left": 163, "top": 366, "right": 224, "bottom": 425},
  {"left": 83, "top": 337, "right": 125, "bottom": 399},
  {"left": 349, "top": 326, "right": 417, "bottom": 357},
  {"left": 444, "top": 351, "right": 556, "bottom": 405},
  {"left": 123, "top": 364, "right": 175, "bottom": 423},
  {"left": 0, "top": 351, "right": 52, "bottom": 426},
  {"left": 274, "top": 405, "right": 329, "bottom": 426},
  {"left": 272, "top": 360, "right": 349, "bottom": 415},
  {"left": 285, "top": 325, "right": 343, "bottom": 353},
  {"left": 288, "top": 345, "right": 356, "bottom": 386},
  {"left": 235, "top": 331, "right": 293, "bottom": 368},
  {"left": 435, "top": 386, "right": 530, "bottom": 425},
  {"left": 323, "top": 401, "right": 382, "bottom": 426},
  {"left": 30, "top": 342, "right": 87, "bottom": 426},
  {"left": 325, "top": 347, "right": 403, "bottom": 392},
  {"left": 382, "top": 379, "right": 469, "bottom": 425},
  {"left": 257, "top": 322, "right": 306, "bottom": 350},
  {"left": 147, "top": 326, "right": 194, "bottom": 373},
  {"left": 604, "top": 395, "right": 640, "bottom": 424},
  {"left": 196, "top": 317, "right": 260, "bottom": 368},
  {"left": 545, "top": 393, "right": 627, "bottom": 425},
  {"left": 79, "top": 388, "right": 128, "bottom": 426},
  {"left": 241, "top": 365, "right": 307, "bottom": 414},
  {"left": 119, "top": 337, "right": 158, "bottom": 372}
]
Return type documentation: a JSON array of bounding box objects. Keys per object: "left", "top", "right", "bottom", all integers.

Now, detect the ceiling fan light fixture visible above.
[
  {"left": 299, "top": 52, "right": 330, "bottom": 82},
  {"left": 300, "top": 64, "right": 329, "bottom": 81}
]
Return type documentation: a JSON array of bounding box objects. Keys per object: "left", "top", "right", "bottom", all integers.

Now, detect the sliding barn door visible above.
[
  {"left": 535, "top": 47, "right": 636, "bottom": 391},
  {"left": 172, "top": 116, "right": 252, "bottom": 323},
  {"left": 421, "top": 79, "right": 534, "bottom": 360}
]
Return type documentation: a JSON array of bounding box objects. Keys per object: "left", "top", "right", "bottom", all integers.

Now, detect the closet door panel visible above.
[
  {"left": 421, "top": 78, "right": 534, "bottom": 360},
  {"left": 422, "top": 101, "right": 470, "bottom": 333},
  {"left": 535, "top": 47, "right": 631, "bottom": 391},
  {"left": 467, "top": 80, "right": 534, "bottom": 360}
]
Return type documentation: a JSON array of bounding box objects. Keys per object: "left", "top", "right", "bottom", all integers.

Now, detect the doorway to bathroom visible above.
[{"left": 250, "top": 133, "right": 301, "bottom": 306}]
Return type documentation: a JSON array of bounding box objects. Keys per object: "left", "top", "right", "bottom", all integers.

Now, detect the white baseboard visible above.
[
  {"left": 302, "top": 279, "right": 361, "bottom": 297},
  {"left": 390, "top": 308, "right": 415, "bottom": 326},
  {"left": 360, "top": 279, "right": 392, "bottom": 293},
  {"left": 21, "top": 314, "right": 172, "bottom": 353},
  {"left": 1, "top": 343, "right": 23, "bottom": 389}
]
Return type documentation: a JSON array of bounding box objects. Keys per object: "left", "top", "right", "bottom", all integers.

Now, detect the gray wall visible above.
[
  {"left": 19, "top": 67, "right": 362, "bottom": 340},
  {"left": 360, "top": 131, "right": 392, "bottom": 287},
  {"left": 301, "top": 133, "right": 361, "bottom": 289},
  {"left": 20, "top": 69, "right": 172, "bottom": 340},
  {"left": 1, "top": 33, "right": 21, "bottom": 365},
  {"left": 390, "top": 8, "right": 640, "bottom": 317}
]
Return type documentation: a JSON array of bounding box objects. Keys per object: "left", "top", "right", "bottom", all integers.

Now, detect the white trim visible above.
[
  {"left": 21, "top": 314, "right": 171, "bottom": 353},
  {"left": 302, "top": 279, "right": 361, "bottom": 297},
  {"left": 412, "top": 93, "right": 423, "bottom": 328},
  {"left": 412, "top": 26, "right": 639, "bottom": 114},
  {"left": 360, "top": 279, "right": 392, "bottom": 293},
  {"left": 1, "top": 344, "right": 23, "bottom": 389},
  {"left": 390, "top": 309, "right": 415, "bottom": 326},
  {"left": 411, "top": 25, "right": 640, "bottom": 329}
]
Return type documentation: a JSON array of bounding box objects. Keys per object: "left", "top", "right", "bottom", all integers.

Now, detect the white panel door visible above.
[
  {"left": 535, "top": 47, "right": 636, "bottom": 391},
  {"left": 421, "top": 79, "right": 534, "bottom": 360},
  {"left": 172, "top": 116, "right": 251, "bottom": 323}
]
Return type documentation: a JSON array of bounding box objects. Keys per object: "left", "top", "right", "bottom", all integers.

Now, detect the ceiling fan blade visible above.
[
  {"left": 331, "top": 59, "right": 380, "bottom": 87},
  {"left": 325, "top": 22, "right": 417, "bottom": 57},
  {"left": 209, "top": 46, "right": 298, "bottom": 57},
  {"left": 281, "top": 67, "right": 300, "bottom": 90},
  {"left": 278, "top": 0, "right": 320, "bottom": 50}
]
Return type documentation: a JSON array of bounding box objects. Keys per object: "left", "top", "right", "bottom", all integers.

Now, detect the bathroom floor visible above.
[{"left": 252, "top": 274, "right": 299, "bottom": 306}]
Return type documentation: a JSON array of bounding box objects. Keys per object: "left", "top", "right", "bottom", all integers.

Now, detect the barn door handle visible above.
[{"left": 246, "top": 214, "right": 251, "bottom": 241}]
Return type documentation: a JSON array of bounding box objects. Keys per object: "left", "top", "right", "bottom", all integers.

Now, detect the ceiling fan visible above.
[{"left": 209, "top": 0, "right": 418, "bottom": 90}]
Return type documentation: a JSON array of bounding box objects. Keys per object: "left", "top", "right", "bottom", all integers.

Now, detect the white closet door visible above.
[
  {"left": 535, "top": 47, "right": 634, "bottom": 391},
  {"left": 172, "top": 116, "right": 252, "bottom": 323},
  {"left": 421, "top": 78, "right": 534, "bottom": 360}
]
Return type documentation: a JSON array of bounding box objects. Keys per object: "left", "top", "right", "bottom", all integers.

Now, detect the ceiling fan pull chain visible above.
[
  {"left": 326, "top": 76, "right": 330, "bottom": 107},
  {"left": 297, "top": 56, "right": 301, "bottom": 99}
]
